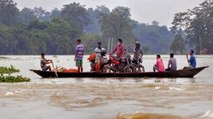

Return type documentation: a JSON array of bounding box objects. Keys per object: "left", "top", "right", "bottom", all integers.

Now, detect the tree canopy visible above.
[
  {"left": 3, "top": 0, "right": 210, "bottom": 55},
  {"left": 171, "top": 0, "right": 213, "bottom": 54}
]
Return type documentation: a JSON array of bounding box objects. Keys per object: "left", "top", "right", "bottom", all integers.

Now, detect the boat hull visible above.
[{"left": 30, "top": 66, "right": 208, "bottom": 78}]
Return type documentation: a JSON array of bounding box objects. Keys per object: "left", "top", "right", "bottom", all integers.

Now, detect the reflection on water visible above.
[{"left": 0, "top": 55, "right": 212, "bottom": 119}]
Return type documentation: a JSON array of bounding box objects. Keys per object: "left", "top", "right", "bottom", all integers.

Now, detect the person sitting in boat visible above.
[
  {"left": 186, "top": 50, "right": 196, "bottom": 68},
  {"left": 166, "top": 53, "right": 177, "bottom": 71},
  {"left": 110, "top": 38, "right": 125, "bottom": 59},
  {"left": 40, "top": 52, "right": 52, "bottom": 71},
  {"left": 153, "top": 54, "right": 165, "bottom": 72}
]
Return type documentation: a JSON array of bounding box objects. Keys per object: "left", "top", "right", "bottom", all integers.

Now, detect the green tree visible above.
[
  {"left": 172, "top": 0, "right": 213, "bottom": 54},
  {"left": 19, "top": 8, "right": 38, "bottom": 25},
  {"left": 99, "top": 6, "right": 135, "bottom": 48},
  {"left": 47, "top": 18, "right": 74, "bottom": 54},
  {"left": 170, "top": 35, "right": 185, "bottom": 54},
  {"left": 186, "top": 0, "right": 213, "bottom": 53},
  {"left": 61, "top": 2, "right": 89, "bottom": 35},
  {"left": 80, "top": 32, "right": 102, "bottom": 54},
  {"left": 49, "top": 8, "right": 60, "bottom": 19},
  {"left": 12, "top": 25, "right": 31, "bottom": 54},
  {"left": 0, "top": 0, "right": 19, "bottom": 25},
  {"left": 133, "top": 22, "right": 173, "bottom": 53},
  {"left": 0, "top": 24, "right": 15, "bottom": 54},
  {"left": 171, "top": 12, "right": 189, "bottom": 54},
  {"left": 28, "top": 30, "right": 49, "bottom": 54}
]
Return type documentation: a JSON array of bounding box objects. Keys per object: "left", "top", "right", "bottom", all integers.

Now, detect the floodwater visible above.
[{"left": 0, "top": 55, "right": 212, "bottom": 119}]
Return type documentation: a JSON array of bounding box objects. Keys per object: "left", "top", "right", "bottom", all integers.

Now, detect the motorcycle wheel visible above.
[
  {"left": 136, "top": 65, "right": 145, "bottom": 72},
  {"left": 102, "top": 65, "right": 112, "bottom": 73},
  {"left": 124, "top": 65, "right": 135, "bottom": 73}
]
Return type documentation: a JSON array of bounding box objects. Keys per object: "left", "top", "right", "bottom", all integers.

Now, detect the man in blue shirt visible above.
[{"left": 187, "top": 50, "right": 196, "bottom": 68}]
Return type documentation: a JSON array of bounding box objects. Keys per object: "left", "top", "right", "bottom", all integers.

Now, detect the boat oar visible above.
[
  {"left": 51, "top": 61, "right": 58, "bottom": 77},
  {"left": 185, "top": 54, "right": 192, "bottom": 69},
  {"left": 186, "top": 54, "right": 190, "bottom": 66}
]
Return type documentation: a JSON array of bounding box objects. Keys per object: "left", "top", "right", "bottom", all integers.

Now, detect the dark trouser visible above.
[
  {"left": 153, "top": 65, "right": 159, "bottom": 72},
  {"left": 41, "top": 66, "right": 48, "bottom": 71},
  {"left": 165, "top": 68, "right": 171, "bottom": 71}
]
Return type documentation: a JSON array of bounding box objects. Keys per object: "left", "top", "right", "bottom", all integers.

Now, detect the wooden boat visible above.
[{"left": 30, "top": 66, "right": 208, "bottom": 78}]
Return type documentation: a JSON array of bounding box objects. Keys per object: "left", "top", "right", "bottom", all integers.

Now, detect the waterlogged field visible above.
[{"left": 0, "top": 55, "right": 212, "bottom": 119}]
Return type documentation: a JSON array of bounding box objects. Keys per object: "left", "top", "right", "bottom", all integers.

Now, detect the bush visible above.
[
  {"left": 0, "top": 66, "right": 31, "bottom": 82},
  {"left": 0, "top": 75, "right": 30, "bottom": 83},
  {"left": 0, "top": 65, "right": 20, "bottom": 75}
]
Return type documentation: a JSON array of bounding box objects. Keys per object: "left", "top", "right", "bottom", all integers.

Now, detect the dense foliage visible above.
[
  {"left": 1, "top": 0, "right": 210, "bottom": 54},
  {"left": 0, "top": 75, "right": 30, "bottom": 82},
  {"left": 0, "top": 65, "right": 19, "bottom": 74},
  {"left": 133, "top": 21, "right": 173, "bottom": 53},
  {"left": 0, "top": 66, "right": 30, "bottom": 82},
  {"left": 171, "top": 0, "right": 213, "bottom": 54}
]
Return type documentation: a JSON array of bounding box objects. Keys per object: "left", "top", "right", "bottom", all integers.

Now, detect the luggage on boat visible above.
[
  {"left": 95, "top": 60, "right": 101, "bottom": 71},
  {"left": 88, "top": 53, "right": 96, "bottom": 62},
  {"left": 63, "top": 68, "right": 78, "bottom": 72}
]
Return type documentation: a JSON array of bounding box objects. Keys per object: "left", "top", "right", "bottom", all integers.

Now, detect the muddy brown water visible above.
[{"left": 0, "top": 55, "right": 212, "bottom": 119}]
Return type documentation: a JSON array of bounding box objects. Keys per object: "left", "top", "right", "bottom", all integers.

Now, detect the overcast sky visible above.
[{"left": 13, "top": 0, "right": 204, "bottom": 27}]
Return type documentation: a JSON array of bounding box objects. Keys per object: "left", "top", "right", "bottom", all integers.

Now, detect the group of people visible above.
[
  {"left": 40, "top": 38, "right": 197, "bottom": 73},
  {"left": 153, "top": 53, "right": 176, "bottom": 72},
  {"left": 153, "top": 50, "right": 196, "bottom": 72}
]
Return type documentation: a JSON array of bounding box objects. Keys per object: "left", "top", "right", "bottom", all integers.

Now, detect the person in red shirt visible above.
[
  {"left": 153, "top": 54, "right": 165, "bottom": 72},
  {"left": 110, "top": 38, "right": 125, "bottom": 59}
]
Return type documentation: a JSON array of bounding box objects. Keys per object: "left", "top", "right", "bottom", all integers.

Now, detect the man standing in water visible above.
[
  {"left": 186, "top": 50, "right": 196, "bottom": 68},
  {"left": 74, "top": 39, "right": 84, "bottom": 72}
]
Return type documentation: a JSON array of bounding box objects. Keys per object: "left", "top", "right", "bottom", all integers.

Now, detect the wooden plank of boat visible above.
[{"left": 30, "top": 66, "right": 209, "bottom": 78}]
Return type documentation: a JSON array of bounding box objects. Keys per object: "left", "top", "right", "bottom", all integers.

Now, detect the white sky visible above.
[{"left": 13, "top": 0, "right": 204, "bottom": 27}]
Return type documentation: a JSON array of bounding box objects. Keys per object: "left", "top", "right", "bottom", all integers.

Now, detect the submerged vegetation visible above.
[
  {"left": 0, "top": 76, "right": 30, "bottom": 83},
  {"left": 0, "top": 66, "right": 30, "bottom": 83},
  {"left": 0, "top": 65, "right": 20, "bottom": 75}
]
